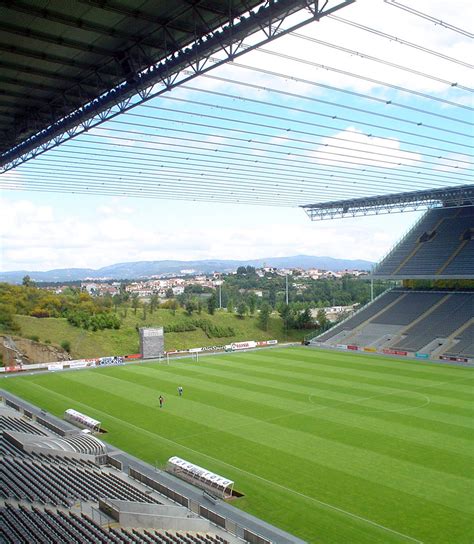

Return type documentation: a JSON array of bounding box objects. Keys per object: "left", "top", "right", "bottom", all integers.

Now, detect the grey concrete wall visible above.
[
  {"left": 109, "top": 501, "right": 210, "bottom": 531},
  {"left": 139, "top": 328, "right": 164, "bottom": 359},
  {"left": 120, "top": 512, "right": 210, "bottom": 531}
]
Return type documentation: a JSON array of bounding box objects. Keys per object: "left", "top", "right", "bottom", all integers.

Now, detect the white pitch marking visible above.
[
  {"left": 29, "top": 367, "right": 474, "bottom": 543},
  {"left": 307, "top": 390, "right": 431, "bottom": 414},
  {"left": 28, "top": 381, "right": 424, "bottom": 544}
]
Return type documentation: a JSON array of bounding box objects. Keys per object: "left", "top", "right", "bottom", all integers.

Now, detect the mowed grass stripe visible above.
[
  {"left": 2, "top": 348, "right": 473, "bottom": 543},
  {"left": 69, "top": 366, "right": 472, "bottom": 476},
  {"left": 12, "top": 376, "right": 469, "bottom": 544},
  {"left": 215, "top": 352, "right": 474, "bottom": 407},
  {"left": 185, "top": 355, "right": 474, "bottom": 419},
  {"left": 235, "top": 351, "right": 474, "bottom": 402},
  {"left": 137, "top": 359, "right": 474, "bottom": 451},
  {"left": 97, "top": 363, "right": 474, "bottom": 462},
  {"left": 123, "top": 363, "right": 474, "bottom": 459},
  {"left": 20, "top": 367, "right": 474, "bottom": 515},
  {"left": 195, "top": 350, "right": 474, "bottom": 406},
  {"left": 264, "top": 347, "right": 471, "bottom": 379},
  {"left": 147, "top": 358, "right": 474, "bottom": 435},
  {"left": 244, "top": 351, "right": 474, "bottom": 407},
  {"left": 20, "top": 380, "right": 429, "bottom": 544}
]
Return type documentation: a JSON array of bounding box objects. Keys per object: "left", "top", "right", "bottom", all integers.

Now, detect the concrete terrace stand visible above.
[{"left": 1, "top": 389, "right": 307, "bottom": 544}]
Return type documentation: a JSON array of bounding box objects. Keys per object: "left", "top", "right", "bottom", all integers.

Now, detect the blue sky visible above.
[{"left": 1, "top": 0, "right": 472, "bottom": 271}]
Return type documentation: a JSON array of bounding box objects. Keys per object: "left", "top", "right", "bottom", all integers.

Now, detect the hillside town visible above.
[{"left": 77, "top": 267, "right": 369, "bottom": 300}]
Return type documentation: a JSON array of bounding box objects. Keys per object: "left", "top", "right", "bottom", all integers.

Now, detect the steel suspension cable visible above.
[
  {"left": 287, "top": 31, "right": 474, "bottom": 94},
  {"left": 137, "top": 102, "right": 473, "bottom": 166},
  {"left": 188, "top": 76, "right": 474, "bottom": 149},
  {"left": 78, "top": 131, "right": 471, "bottom": 185},
  {"left": 57, "top": 139, "right": 463, "bottom": 188},
  {"left": 384, "top": 0, "right": 474, "bottom": 38},
  {"left": 250, "top": 51, "right": 473, "bottom": 116},
  {"left": 222, "top": 63, "right": 473, "bottom": 135},
  {"left": 28, "top": 155, "right": 456, "bottom": 194},
  {"left": 328, "top": 15, "right": 474, "bottom": 69},
  {"left": 100, "top": 121, "right": 473, "bottom": 180},
  {"left": 177, "top": 85, "right": 474, "bottom": 156}
]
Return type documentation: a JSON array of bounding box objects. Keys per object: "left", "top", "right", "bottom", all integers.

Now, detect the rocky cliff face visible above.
[{"left": 0, "top": 336, "right": 71, "bottom": 366}]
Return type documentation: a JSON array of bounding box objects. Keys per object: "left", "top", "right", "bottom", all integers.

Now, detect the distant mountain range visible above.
[{"left": 0, "top": 255, "right": 374, "bottom": 284}]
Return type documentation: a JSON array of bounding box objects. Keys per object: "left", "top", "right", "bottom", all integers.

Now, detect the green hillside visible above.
[
  {"left": 2, "top": 347, "right": 472, "bottom": 543},
  {"left": 15, "top": 309, "right": 310, "bottom": 358}
]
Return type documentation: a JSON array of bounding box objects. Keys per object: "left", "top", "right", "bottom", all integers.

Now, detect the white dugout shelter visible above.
[
  {"left": 64, "top": 408, "right": 101, "bottom": 433},
  {"left": 167, "top": 456, "right": 234, "bottom": 498}
]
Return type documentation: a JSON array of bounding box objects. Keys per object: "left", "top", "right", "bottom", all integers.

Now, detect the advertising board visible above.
[
  {"left": 439, "top": 355, "right": 468, "bottom": 363},
  {"left": 189, "top": 345, "right": 224, "bottom": 353},
  {"left": 225, "top": 341, "right": 257, "bottom": 351},
  {"left": 383, "top": 348, "right": 408, "bottom": 356}
]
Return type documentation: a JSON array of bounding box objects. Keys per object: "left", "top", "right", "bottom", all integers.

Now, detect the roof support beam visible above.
[
  {"left": 0, "top": 42, "right": 96, "bottom": 70},
  {"left": 302, "top": 185, "right": 474, "bottom": 220},
  {"left": 0, "top": 21, "right": 114, "bottom": 56},
  {"left": 1, "top": 0, "right": 355, "bottom": 172},
  {"left": 0, "top": 0, "right": 170, "bottom": 53},
  {"left": 0, "top": 60, "right": 91, "bottom": 85}
]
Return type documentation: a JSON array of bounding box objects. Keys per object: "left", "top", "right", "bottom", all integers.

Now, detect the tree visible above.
[
  {"left": 165, "top": 288, "right": 174, "bottom": 298},
  {"left": 227, "top": 298, "right": 234, "bottom": 313},
  {"left": 248, "top": 293, "right": 257, "bottom": 316},
  {"left": 142, "top": 302, "right": 148, "bottom": 321},
  {"left": 149, "top": 294, "right": 159, "bottom": 314},
  {"left": 236, "top": 266, "right": 247, "bottom": 275},
  {"left": 161, "top": 298, "right": 179, "bottom": 315},
  {"left": 296, "top": 307, "right": 313, "bottom": 329},
  {"left": 119, "top": 283, "right": 130, "bottom": 302},
  {"left": 112, "top": 294, "right": 121, "bottom": 313},
  {"left": 170, "top": 299, "right": 178, "bottom": 315},
  {"left": 207, "top": 293, "right": 217, "bottom": 315},
  {"left": 258, "top": 302, "right": 271, "bottom": 331},
  {"left": 268, "top": 284, "right": 277, "bottom": 309},
  {"left": 316, "top": 308, "right": 330, "bottom": 331},
  {"left": 100, "top": 293, "right": 113, "bottom": 310},
  {"left": 196, "top": 299, "right": 203, "bottom": 315},
  {"left": 185, "top": 300, "right": 196, "bottom": 316},
  {"left": 236, "top": 301, "right": 247, "bottom": 319},
  {"left": 0, "top": 303, "right": 20, "bottom": 333},
  {"left": 22, "top": 275, "right": 35, "bottom": 287},
  {"left": 131, "top": 293, "right": 140, "bottom": 315},
  {"left": 278, "top": 302, "right": 292, "bottom": 331},
  {"left": 60, "top": 340, "right": 71, "bottom": 353}
]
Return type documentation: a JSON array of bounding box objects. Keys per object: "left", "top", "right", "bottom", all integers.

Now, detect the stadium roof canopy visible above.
[
  {"left": 302, "top": 184, "right": 474, "bottom": 220},
  {"left": 0, "top": 0, "right": 354, "bottom": 171},
  {"left": 1, "top": 1, "right": 471, "bottom": 211}
]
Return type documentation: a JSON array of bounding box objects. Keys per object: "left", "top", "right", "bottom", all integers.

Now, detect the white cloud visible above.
[
  {"left": 433, "top": 152, "right": 473, "bottom": 172},
  {"left": 310, "top": 126, "right": 421, "bottom": 168},
  {"left": 0, "top": 196, "right": 418, "bottom": 271},
  {"left": 1, "top": 0, "right": 471, "bottom": 273}
]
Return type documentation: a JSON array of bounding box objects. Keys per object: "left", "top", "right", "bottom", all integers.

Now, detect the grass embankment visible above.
[
  {"left": 2, "top": 347, "right": 472, "bottom": 543},
  {"left": 15, "top": 310, "right": 310, "bottom": 358}
]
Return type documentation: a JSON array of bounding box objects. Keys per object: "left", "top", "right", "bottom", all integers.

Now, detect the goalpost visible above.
[
  {"left": 157, "top": 353, "right": 170, "bottom": 365},
  {"left": 157, "top": 352, "right": 200, "bottom": 363}
]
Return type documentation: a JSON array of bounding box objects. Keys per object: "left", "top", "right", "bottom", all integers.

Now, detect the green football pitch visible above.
[{"left": 1, "top": 347, "right": 473, "bottom": 544}]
